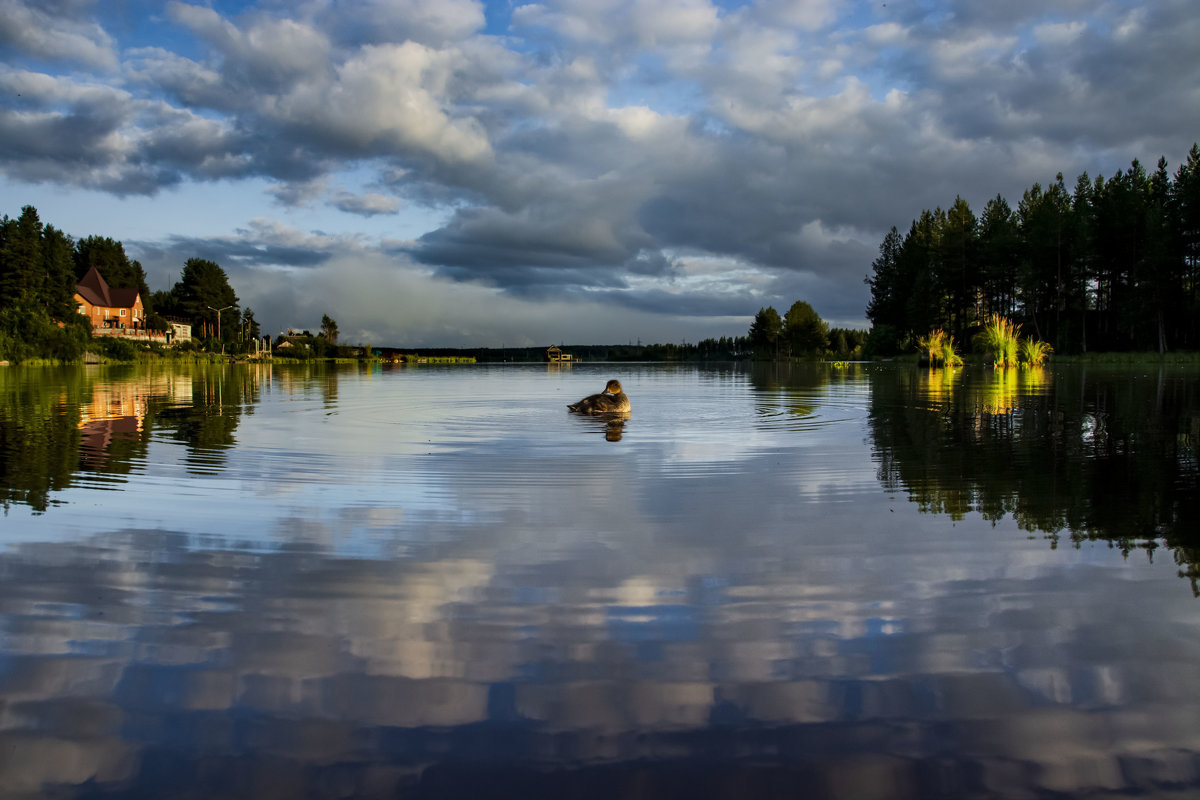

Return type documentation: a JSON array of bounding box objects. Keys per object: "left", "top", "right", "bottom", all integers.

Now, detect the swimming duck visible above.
[{"left": 568, "top": 379, "right": 631, "bottom": 413}]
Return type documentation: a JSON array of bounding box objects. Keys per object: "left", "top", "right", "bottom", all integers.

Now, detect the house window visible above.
[{"left": 120, "top": 309, "right": 127, "bottom": 317}]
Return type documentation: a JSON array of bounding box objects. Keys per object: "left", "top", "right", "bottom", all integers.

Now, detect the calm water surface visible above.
[{"left": 0, "top": 362, "right": 1198, "bottom": 799}]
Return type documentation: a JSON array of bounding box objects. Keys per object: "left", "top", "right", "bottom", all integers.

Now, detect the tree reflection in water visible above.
[
  {"left": 0, "top": 363, "right": 1199, "bottom": 798},
  {"left": 868, "top": 365, "right": 1200, "bottom": 593}
]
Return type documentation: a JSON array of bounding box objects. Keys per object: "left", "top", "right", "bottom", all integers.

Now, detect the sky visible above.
[{"left": 1, "top": 0, "right": 1198, "bottom": 347}]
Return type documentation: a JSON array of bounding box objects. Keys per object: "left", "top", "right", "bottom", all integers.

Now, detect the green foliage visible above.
[
  {"left": 0, "top": 204, "right": 262, "bottom": 361},
  {"left": 0, "top": 206, "right": 93, "bottom": 362},
  {"left": 93, "top": 335, "right": 140, "bottom": 362},
  {"left": 1019, "top": 337, "right": 1053, "bottom": 366},
  {"left": 694, "top": 336, "right": 750, "bottom": 359},
  {"left": 0, "top": 367, "right": 84, "bottom": 512},
  {"left": 42, "top": 224, "right": 79, "bottom": 321},
  {"left": 865, "top": 143, "right": 1200, "bottom": 355},
  {"left": 827, "top": 328, "right": 867, "bottom": 359},
  {"left": 150, "top": 289, "right": 179, "bottom": 317},
  {"left": 941, "top": 336, "right": 964, "bottom": 367},
  {"left": 783, "top": 300, "right": 829, "bottom": 356},
  {"left": 0, "top": 206, "right": 44, "bottom": 305},
  {"left": 320, "top": 314, "right": 339, "bottom": 344},
  {"left": 916, "top": 329, "right": 963, "bottom": 367},
  {"left": 748, "top": 302, "right": 841, "bottom": 361},
  {"left": 0, "top": 302, "right": 90, "bottom": 363},
  {"left": 979, "top": 314, "right": 1020, "bottom": 368},
  {"left": 916, "top": 329, "right": 947, "bottom": 364},
  {"left": 863, "top": 324, "right": 904, "bottom": 358},
  {"left": 170, "top": 258, "right": 239, "bottom": 348},
  {"left": 748, "top": 306, "right": 783, "bottom": 359}
]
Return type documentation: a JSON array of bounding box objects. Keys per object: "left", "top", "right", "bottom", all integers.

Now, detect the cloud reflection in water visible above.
[{"left": 0, "top": 363, "right": 1198, "bottom": 798}]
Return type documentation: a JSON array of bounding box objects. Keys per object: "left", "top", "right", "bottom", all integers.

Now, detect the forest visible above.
[
  {"left": 865, "top": 144, "right": 1200, "bottom": 356},
  {"left": 0, "top": 205, "right": 262, "bottom": 362},
  {"left": 747, "top": 301, "right": 867, "bottom": 360}
]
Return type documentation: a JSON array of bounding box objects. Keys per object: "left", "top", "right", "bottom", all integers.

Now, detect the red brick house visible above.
[{"left": 74, "top": 266, "right": 145, "bottom": 331}]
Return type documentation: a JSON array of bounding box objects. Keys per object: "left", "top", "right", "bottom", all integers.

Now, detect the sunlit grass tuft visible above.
[
  {"left": 916, "top": 329, "right": 962, "bottom": 367},
  {"left": 1019, "top": 337, "right": 1053, "bottom": 367},
  {"left": 916, "top": 330, "right": 946, "bottom": 365},
  {"left": 939, "top": 335, "right": 964, "bottom": 367},
  {"left": 980, "top": 314, "right": 1020, "bottom": 368}
]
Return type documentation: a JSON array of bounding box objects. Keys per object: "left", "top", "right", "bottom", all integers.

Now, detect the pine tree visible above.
[{"left": 748, "top": 306, "right": 782, "bottom": 359}]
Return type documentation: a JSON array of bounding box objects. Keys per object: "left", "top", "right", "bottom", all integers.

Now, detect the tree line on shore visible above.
[
  {"left": 399, "top": 328, "right": 867, "bottom": 364},
  {"left": 0, "top": 205, "right": 355, "bottom": 362},
  {"left": 0, "top": 201, "right": 866, "bottom": 365},
  {"left": 747, "top": 301, "right": 867, "bottom": 360},
  {"left": 0, "top": 205, "right": 258, "bottom": 360},
  {"left": 865, "top": 144, "right": 1200, "bottom": 357}
]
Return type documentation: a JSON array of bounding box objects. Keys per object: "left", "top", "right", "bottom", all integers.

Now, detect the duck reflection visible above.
[{"left": 570, "top": 411, "right": 629, "bottom": 440}]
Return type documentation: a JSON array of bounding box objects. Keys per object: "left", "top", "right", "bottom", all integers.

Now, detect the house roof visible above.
[{"left": 76, "top": 266, "right": 140, "bottom": 309}]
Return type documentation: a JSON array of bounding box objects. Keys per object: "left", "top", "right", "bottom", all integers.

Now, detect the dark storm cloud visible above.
[
  {"left": 412, "top": 203, "right": 647, "bottom": 277},
  {"left": 133, "top": 231, "right": 336, "bottom": 273},
  {"left": 435, "top": 263, "right": 631, "bottom": 293},
  {"left": 580, "top": 287, "right": 761, "bottom": 317}
]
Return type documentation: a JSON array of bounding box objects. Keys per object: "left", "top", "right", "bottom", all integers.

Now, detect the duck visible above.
[{"left": 568, "top": 379, "right": 631, "bottom": 413}]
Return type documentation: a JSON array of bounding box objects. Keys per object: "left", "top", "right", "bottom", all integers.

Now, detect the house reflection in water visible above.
[{"left": 77, "top": 374, "right": 194, "bottom": 471}]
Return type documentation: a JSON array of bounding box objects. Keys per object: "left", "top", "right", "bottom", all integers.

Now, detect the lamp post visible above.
[{"left": 207, "top": 305, "right": 233, "bottom": 353}]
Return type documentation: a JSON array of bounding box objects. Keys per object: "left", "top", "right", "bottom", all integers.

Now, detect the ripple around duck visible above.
[
  {"left": 747, "top": 393, "right": 870, "bottom": 433},
  {"left": 170, "top": 369, "right": 879, "bottom": 496}
]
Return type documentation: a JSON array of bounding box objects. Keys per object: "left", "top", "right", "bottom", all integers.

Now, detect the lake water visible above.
[{"left": 1, "top": 361, "right": 1198, "bottom": 799}]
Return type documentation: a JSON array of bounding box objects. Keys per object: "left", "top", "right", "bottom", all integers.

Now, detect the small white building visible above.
[{"left": 168, "top": 320, "right": 192, "bottom": 343}]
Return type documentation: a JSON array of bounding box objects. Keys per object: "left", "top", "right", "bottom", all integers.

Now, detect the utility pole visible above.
[{"left": 207, "top": 305, "right": 233, "bottom": 353}]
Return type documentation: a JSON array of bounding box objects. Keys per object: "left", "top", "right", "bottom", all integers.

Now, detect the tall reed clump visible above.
[
  {"left": 981, "top": 314, "right": 1020, "bottom": 368},
  {"left": 940, "top": 335, "right": 964, "bottom": 367},
  {"left": 916, "top": 329, "right": 946, "bottom": 365},
  {"left": 1019, "top": 337, "right": 1053, "bottom": 366},
  {"left": 916, "top": 329, "right": 963, "bottom": 367}
]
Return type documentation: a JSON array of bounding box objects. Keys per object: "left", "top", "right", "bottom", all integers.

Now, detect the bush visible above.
[
  {"left": 94, "top": 336, "right": 139, "bottom": 361},
  {"left": 0, "top": 304, "right": 90, "bottom": 363},
  {"left": 0, "top": 331, "right": 33, "bottom": 363}
]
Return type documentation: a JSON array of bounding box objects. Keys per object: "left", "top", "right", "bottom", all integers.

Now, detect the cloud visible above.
[
  {"left": 0, "top": 0, "right": 117, "bottom": 70},
  {"left": 268, "top": 178, "right": 328, "bottom": 208},
  {"left": 331, "top": 191, "right": 403, "bottom": 217},
  {"left": 134, "top": 218, "right": 365, "bottom": 273},
  {"left": 325, "top": 0, "right": 487, "bottom": 46},
  {"left": 2, "top": 0, "right": 1199, "bottom": 343}
]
